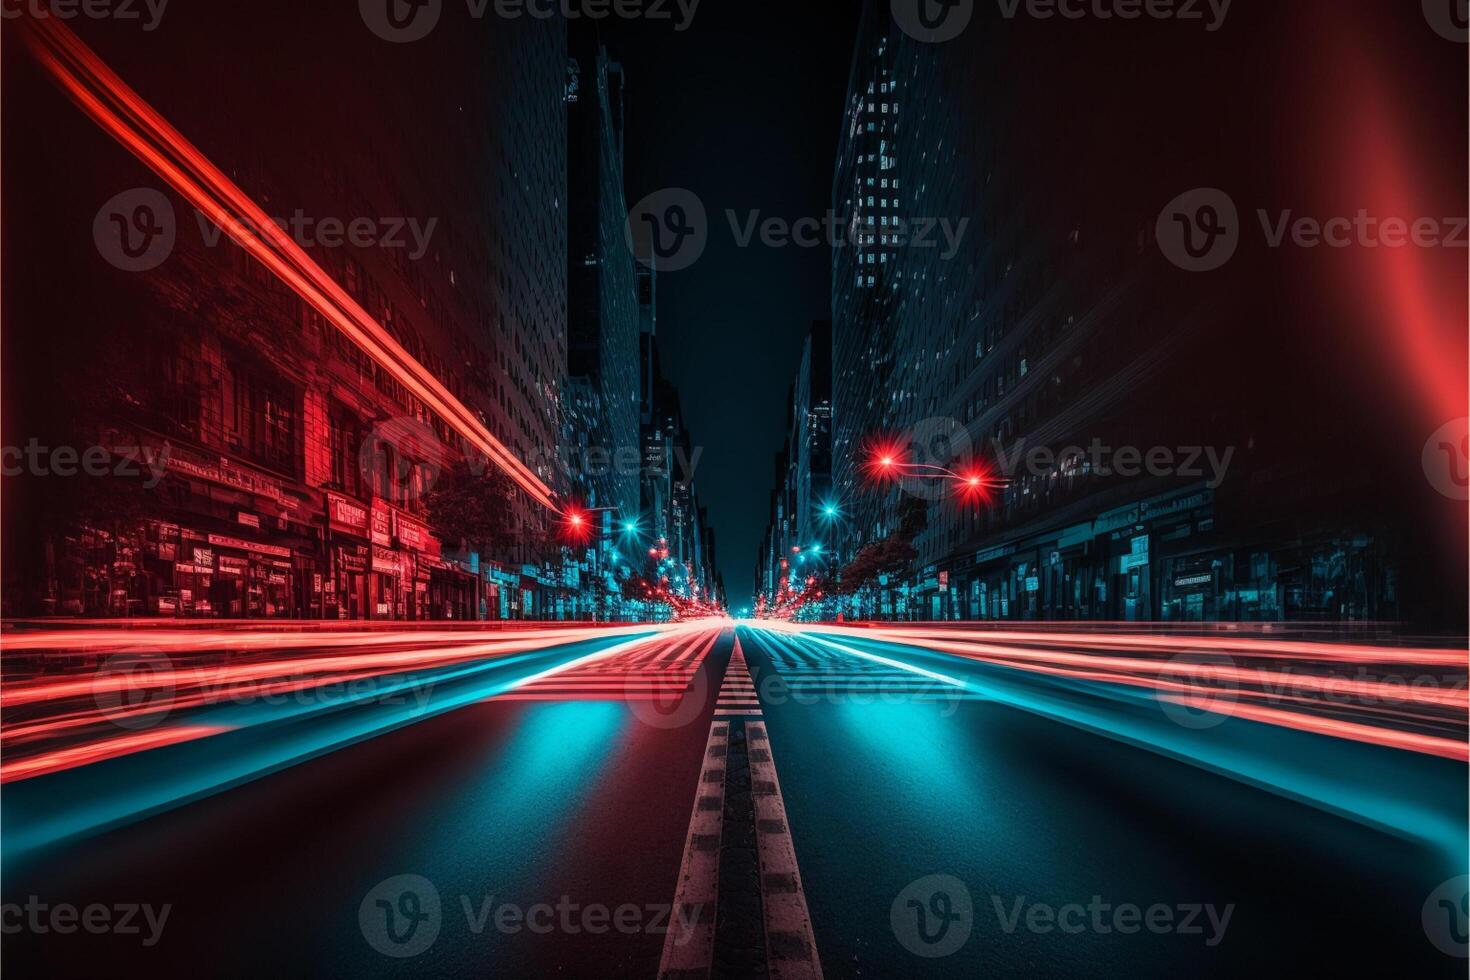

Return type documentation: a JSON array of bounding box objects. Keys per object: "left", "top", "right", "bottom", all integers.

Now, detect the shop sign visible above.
[
  {"left": 1173, "top": 572, "right": 1214, "bottom": 589},
  {"left": 1095, "top": 491, "right": 1212, "bottom": 537},
  {"left": 164, "top": 444, "right": 290, "bottom": 505},
  {"left": 394, "top": 512, "right": 439, "bottom": 556},
  {"left": 219, "top": 556, "right": 249, "bottom": 576},
  {"left": 372, "top": 545, "right": 399, "bottom": 574},
  {"left": 340, "top": 547, "right": 369, "bottom": 573},
  {"left": 207, "top": 534, "right": 292, "bottom": 559},
  {"left": 327, "top": 492, "right": 370, "bottom": 536},
  {"left": 370, "top": 502, "right": 393, "bottom": 547},
  {"left": 237, "top": 512, "right": 262, "bottom": 529},
  {"left": 975, "top": 543, "right": 1017, "bottom": 566},
  {"left": 191, "top": 547, "right": 215, "bottom": 568}
]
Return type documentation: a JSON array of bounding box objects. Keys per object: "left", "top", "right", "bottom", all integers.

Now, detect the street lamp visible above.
[{"left": 862, "top": 445, "right": 1004, "bottom": 502}]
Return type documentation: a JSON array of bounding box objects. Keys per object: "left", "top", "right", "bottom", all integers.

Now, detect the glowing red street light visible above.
[{"left": 559, "top": 506, "right": 594, "bottom": 544}]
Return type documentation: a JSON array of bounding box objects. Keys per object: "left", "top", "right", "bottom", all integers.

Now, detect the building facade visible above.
[
  {"left": 3, "top": 7, "right": 570, "bottom": 619},
  {"left": 827, "top": 0, "right": 1414, "bottom": 624}
]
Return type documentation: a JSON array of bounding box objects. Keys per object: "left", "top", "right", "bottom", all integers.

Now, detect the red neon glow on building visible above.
[{"left": 16, "top": 13, "right": 558, "bottom": 512}]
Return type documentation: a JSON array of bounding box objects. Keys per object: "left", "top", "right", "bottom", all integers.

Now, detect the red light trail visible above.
[
  {"left": 0, "top": 622, "right": 723, "bottom": 783},
  {"left": 754, "top": 621, "right": 1469, "bottom": 761},
  {"left": 15, "top": 13, "right": 560, "bottom": 513}
]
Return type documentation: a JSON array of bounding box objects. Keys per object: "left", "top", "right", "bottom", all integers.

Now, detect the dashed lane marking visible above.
[{"left": 658, "top": 713, "right": 730, "bottom": 980}]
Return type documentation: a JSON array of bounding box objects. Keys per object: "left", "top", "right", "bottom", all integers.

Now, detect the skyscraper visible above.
[
  {"left": 754, "top": 322, "right": 833, "bottom": 611},
  {"left": 829, "top": 0, "right": 1405, "bottom": 623},
  {"left": 568, "top": 32, "right": 641, "bottom": 522}
]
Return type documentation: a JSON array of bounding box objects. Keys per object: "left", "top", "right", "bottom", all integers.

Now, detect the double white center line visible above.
[{"left": 659, "top": 632, "right": 822, "bottom": 980}]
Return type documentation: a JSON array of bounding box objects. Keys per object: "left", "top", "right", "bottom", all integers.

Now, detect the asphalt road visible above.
[{"left": 2, "top": 621, "right": 1464, "bottom": 977}]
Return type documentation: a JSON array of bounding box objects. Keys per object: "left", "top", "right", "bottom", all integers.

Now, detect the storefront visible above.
[
  {"left": 199, "top": 533, "right": 299, "bottom": 617},
  {"left": 324, "top": 491, "right": 372, "bottom": 620},
  {"left": 426, "top": 559, "right": 478, "bottom": 620},
  {"left": 484, "top": 564, "right": 520, "bottom": 620}
]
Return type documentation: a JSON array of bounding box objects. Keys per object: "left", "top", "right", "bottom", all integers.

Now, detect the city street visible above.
[
  {"left": 2, "top": 2, "right": 1466, "bottom": 977},
  {"left": 3, "top": 621, "right": 1464, "bottom": 976}
]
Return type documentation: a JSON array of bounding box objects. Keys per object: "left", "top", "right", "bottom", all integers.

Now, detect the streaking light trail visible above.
[
  {"left": 0, "top": 622, "right": 715, "bottom": 783},
  {"left": 15, "top": 13, "right": 558, "bottom": 511},
  {"left": 751, "top": 621, "right": 1469, "bottom": 761},
  {"left": 0, "top": 623, "right": 725, "bottom": 856}
]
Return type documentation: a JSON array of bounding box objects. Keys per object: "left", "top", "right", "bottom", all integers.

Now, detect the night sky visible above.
[{"left": 597, "top": 6, "right": 860, "bottom": 609}]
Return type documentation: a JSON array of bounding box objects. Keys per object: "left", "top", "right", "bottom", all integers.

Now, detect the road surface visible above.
[{"left": 2, "top": 620, "right": 1464, "bottom": 977}]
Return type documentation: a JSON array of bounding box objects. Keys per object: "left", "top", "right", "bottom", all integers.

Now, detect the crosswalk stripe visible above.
[{"left": 488, "top": 631, "right": 714, "bottom": 706}]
